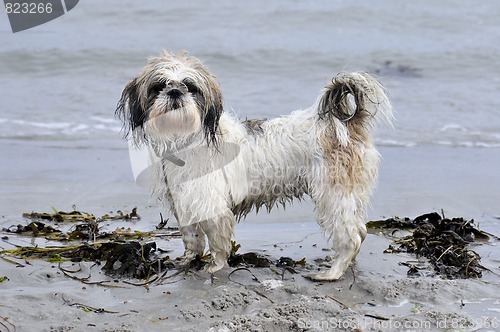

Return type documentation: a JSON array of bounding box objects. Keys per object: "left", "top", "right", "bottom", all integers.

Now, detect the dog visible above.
[{"left": 116, "top": 51, "right": 392, "bottom": 280}]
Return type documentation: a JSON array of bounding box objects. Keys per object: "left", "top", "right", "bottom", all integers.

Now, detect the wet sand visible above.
[
  {"left": 1, "top": 141, "right": 499, "bottom": 331},
  {"left": 0, "top": 222, "right": 498, "bottom": 332}
]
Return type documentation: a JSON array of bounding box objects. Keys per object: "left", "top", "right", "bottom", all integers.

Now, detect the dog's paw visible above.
[
  {"left": 175, "top": 251, "right": 199, "bottom": 268},
  {"left": 304, "top": 270, "right": 343, "bottom": 282},
  {"left": 204, "top": 261, "right": 225, "bottom": 274}
]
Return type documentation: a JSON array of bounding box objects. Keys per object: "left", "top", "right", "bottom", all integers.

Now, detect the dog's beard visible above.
[{"left": 145, "top": 95, "right": 202, "bottom": 142}]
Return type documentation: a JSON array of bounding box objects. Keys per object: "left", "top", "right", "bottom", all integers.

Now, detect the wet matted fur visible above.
[{"left": 116, "top": 51, "right": 393, "bottom": 280}]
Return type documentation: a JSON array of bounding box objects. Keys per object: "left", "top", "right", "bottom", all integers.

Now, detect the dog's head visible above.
[{"left": 116, "top": 51, "right": 223, "bottom": 147}]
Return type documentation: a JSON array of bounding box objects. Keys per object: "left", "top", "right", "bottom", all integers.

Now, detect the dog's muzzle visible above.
[
  {"left": 167, "top": 87, "right": 183, "bottom": 99},
  {"left": 166, "top": 81, "right": 187, "bottom": 99}
]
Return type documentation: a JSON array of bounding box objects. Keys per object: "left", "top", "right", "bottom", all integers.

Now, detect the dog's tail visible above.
[{"left": 316, "top": 72, "right": 393, "bottom": 141}]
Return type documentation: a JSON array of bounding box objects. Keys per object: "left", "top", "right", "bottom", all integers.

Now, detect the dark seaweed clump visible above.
[
  {"left": 100, "top": 241, "right": 174, "bottom": 279},
  {"left": 368, "top": 212, "right": 490, "bottom": 279},
  {"left": 2, "top": 208, "right": 175, "bottom": 280}
]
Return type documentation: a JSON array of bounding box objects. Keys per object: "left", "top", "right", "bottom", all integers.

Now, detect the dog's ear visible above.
[
  {"left": 202, "top": 79, "right": 224, "bottom": 147},
  {"left": 116, "top": 78, "right": 147, "bottom": 143}
]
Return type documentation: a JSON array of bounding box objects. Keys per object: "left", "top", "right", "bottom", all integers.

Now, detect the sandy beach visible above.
[{"left": 1, "top": 221, "right": 499, "bottom": 332}]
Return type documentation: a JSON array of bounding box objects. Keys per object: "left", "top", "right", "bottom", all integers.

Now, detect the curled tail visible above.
[{"left": 317, "top": 72, "right": 393, "bottom": 129}]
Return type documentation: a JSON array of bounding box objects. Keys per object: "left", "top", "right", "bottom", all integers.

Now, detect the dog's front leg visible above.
[
  {"left": 200, "top": 210, "right": 235, "bottom": 274},
  {"left": 178, "top": 223, "right": 206, "bottom": 267}
]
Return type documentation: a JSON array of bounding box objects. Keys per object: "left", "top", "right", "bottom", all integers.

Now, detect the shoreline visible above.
[{"left": 1, "top": 141, "right": 500, "bottom": 220}]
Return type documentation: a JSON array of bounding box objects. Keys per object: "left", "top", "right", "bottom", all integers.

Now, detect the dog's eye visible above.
[
  {"left": 150, "top": 82, "right": 166, "bottom": 94},
  {"left": 184, "top": 82, "right": 198, "bottom": 94}
]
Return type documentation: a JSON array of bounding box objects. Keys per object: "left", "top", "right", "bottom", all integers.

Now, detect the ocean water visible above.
[
  {"left": 1, "top": 1, "right": 499, "bottom": 230},
  {"left": 2, "top": 0, "right": 500, "bottom": 147}
]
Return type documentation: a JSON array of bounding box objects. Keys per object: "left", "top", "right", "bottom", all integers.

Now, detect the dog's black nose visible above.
[{"left": 167, "top": 88, "right": 183, "bottom": 98}]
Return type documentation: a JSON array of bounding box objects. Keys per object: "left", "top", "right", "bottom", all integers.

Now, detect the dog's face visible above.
[{"left": 116, "top": 52, "right": 223, "bottom": 146}]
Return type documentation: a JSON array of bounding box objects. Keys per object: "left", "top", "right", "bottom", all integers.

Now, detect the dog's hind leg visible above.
[
  {"left": 200, "top": 210, "right": 235, "bottom": 274},
  {"left": 310, "top": 193, "right": 367, "bottom": 281}
]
